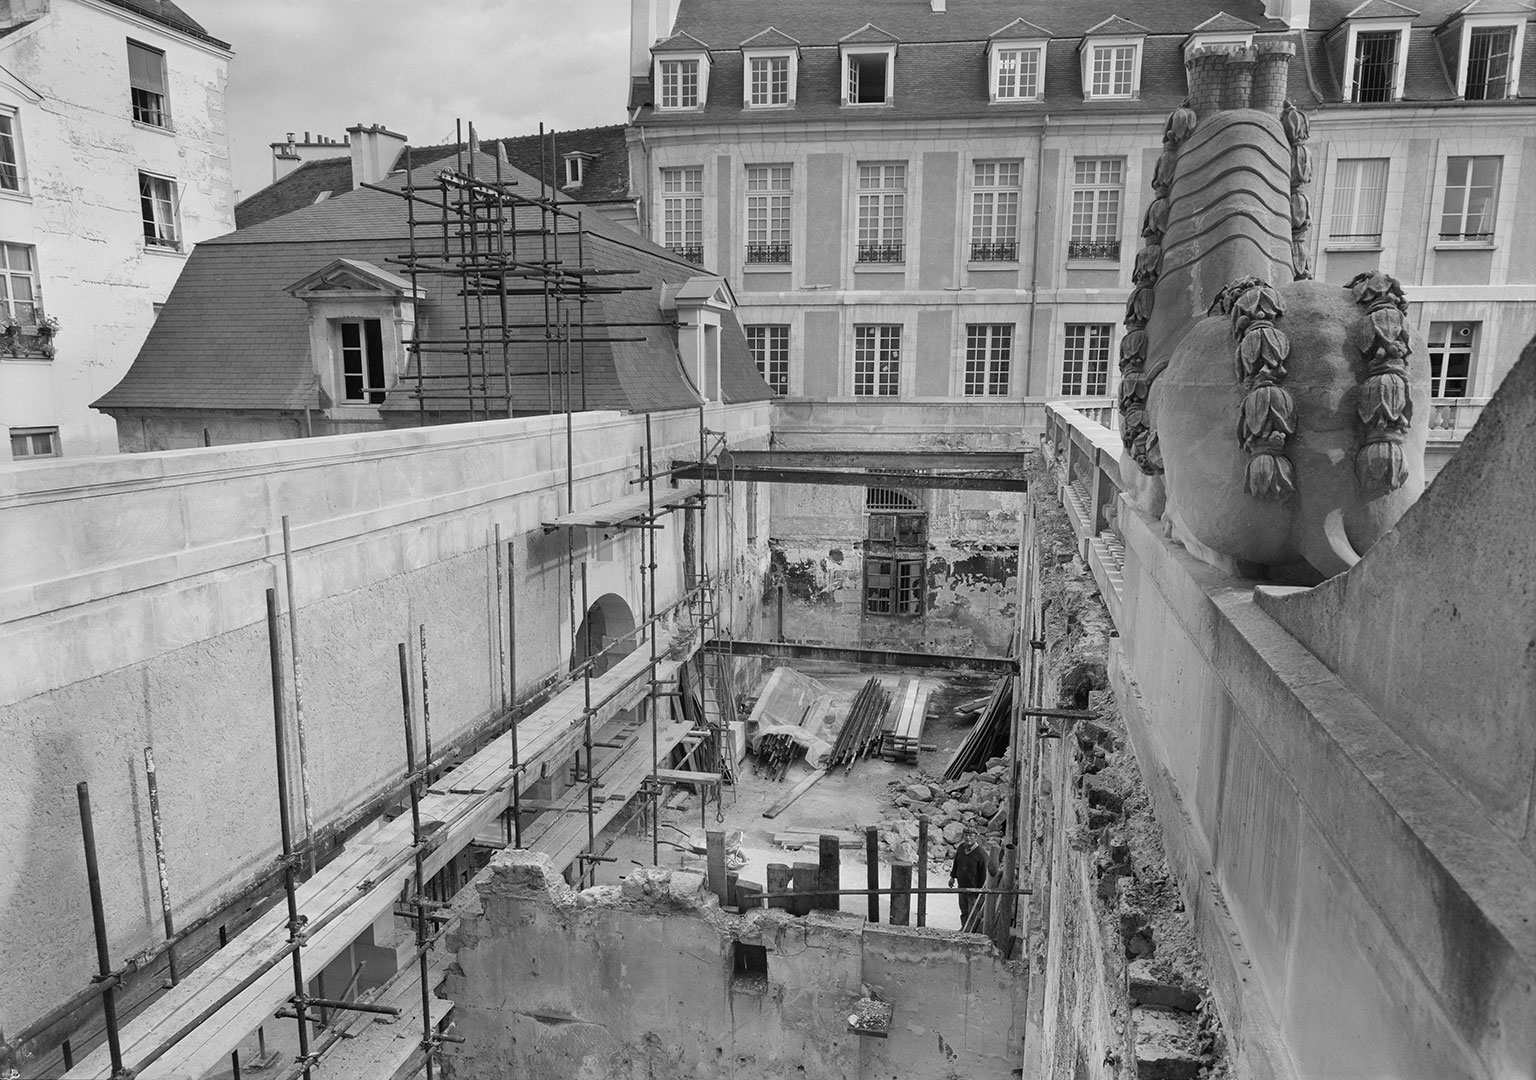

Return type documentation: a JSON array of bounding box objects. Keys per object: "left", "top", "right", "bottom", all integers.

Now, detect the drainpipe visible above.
[
  {"left": 637, "top": 125, "right": 653, "bottom": 237},
  {"left": 1025, "top": 114, "right": 1051, "bottom": 399}
]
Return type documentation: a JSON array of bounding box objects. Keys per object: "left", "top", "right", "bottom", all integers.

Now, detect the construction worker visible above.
[{"left": 949, "top": 826, "right": 987, "bottom": 928}]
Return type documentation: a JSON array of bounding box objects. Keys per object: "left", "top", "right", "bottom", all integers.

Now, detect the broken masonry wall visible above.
[
  {"left": 442, "top": 851, "right": 1026, "bottom": 1080},
  {"left": 767, "top": 483, "right": 1021, "bottom": 656},
  {"left": 1020, "top": 471, "right": 1223, "bottom": 1080},
  {"left": 0, "top": 403, "right": 770, "bottom": 1039}
]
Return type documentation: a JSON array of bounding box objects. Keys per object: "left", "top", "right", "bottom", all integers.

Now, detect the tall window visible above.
[
  {"left": 1440, "top": 156, "right": 1500, "bottom": 242},
  {"left": 865, "top": 489, "right": 925, "bottom": 616},
  {"left": 965, "top": 324, "right": 1013, "bottom": 396},
  {"left": 745, "top": 165, "right": 791, "bottom": 263},
  {"left": 856, "top": 163, "right": 905, "bottom": 263},
  {"left": 750, "top": 56, "right": 790, "bottom": 106},
  {"left": 0, "top": 113, "right": 20, "bottom": 192},
  {"left": 661, "top": 166, "right": 703, "bottom": 263},
  {"left": 9, "top": 426, "right": 59, "bottom": 459},
  {"left": 846, "top": 52, "right": 891, "bottom": 104},
  {"left": 1352, "top": 31, "right": 1399, "bottom": 102},
  {"left": 853, "top": 324, "right": 901, "bottom": 396},
  {"left": 1062, "top": 324, "right": 1112, "bottom": 395},
  {"left": 746, "top": 325, "right": 789, "bottom": 395},
  {"left": 0, "top": 242, "right": 38, "bottom": 324},
  {"left": 1089, "top": 44, "right": 1137, "bottom": 97},
  {"left": 127, "top": 40, "right": 169, "bottom": 127},
  {"left": 138, "top": 172, "right": 179, "bottom": 249},
  {"left": 1329, "top": 158, "right": 1388, "bottom": 244},
  {"left": 339, "top": 319, "right": 387, "bottom": 404},
  {"left": 971, "top": 161, "right": 1021, "bottom": 261},
  {"left": 1069, "top": 158, "right": 1122, "bottom": 260},
  {"left": 995, "top": 48, "right": 1041, "bottom": 100},
  {"left": 1426, "top": 322, "right": 1476, "bottom": 398},
  {"left": 659, "top": 60, "right": 700, "bottom": 109},
  {"left": 1466, "top": 27, "right": 1515, "bottom": 99}
]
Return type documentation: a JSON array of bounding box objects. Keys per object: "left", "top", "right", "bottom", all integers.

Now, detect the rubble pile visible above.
[{"left": 875, "top": 756, "right": 1012, "bottom": 865}]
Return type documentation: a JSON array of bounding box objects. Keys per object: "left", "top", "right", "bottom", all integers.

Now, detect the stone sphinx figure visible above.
[{"left": 1118, "top": 42, "right": 1428, "bottom": 581}]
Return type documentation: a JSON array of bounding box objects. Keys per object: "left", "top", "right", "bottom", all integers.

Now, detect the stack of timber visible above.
[
  {"left": 881, "top": 679, "right": 932, "bottom": 765},
  {"left": 942, "top": 675, "right": 1013, "bottom": 781},
  {"left": 827, "top": 677, "right": 893, "bottom": 772}
]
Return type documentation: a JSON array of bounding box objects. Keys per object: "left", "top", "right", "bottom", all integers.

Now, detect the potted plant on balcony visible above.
[
  {"left": 1, "top": 315, "right": 20, "bottom": 357},
  {"left": 35, "top": 313, "right": 59, "bottom": 358}
]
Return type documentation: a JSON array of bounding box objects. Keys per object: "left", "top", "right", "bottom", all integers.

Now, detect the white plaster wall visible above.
[
  {"left": 0, "top": 0, "right": 234, "bottom": 462},
  {"left": 0, "top": 401, "right": 771, "bottom": 1034}
]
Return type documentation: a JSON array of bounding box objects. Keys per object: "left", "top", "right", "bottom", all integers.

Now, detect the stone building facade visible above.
[{"left": 0, "top": 0, "right": 233, "bottom": 462}]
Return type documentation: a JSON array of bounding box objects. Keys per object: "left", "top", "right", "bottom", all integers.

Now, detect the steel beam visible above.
[
  {"left": 704, "top": 639, "right": 1018, "bottom": 673},
  {"left": 716, "top": 450, "right": 1031, "bottom": 471},
  {"left": 672, "top": 464, "right": 1027, "bottom": 492}
]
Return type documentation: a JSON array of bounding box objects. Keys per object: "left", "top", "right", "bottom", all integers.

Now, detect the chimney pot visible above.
[{"left": 931, "top": 0, "right": 945, "bottom": 10}]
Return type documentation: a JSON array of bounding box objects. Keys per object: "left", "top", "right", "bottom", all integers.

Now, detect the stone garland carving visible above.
[
  {"left": 1282, "top": 101, "right": 1313, "bottom": 281},
  {"left": 1119, "top": 101, "right": 1198, "bottom": 476},
  {"left": 1347, "top": 271, "right": 1413, "bottom": 494},
  {"left": 1212, "top": 277, "right": 1296, "bottom": 499}
]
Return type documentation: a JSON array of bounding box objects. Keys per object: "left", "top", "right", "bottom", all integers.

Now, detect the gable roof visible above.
[
  {"left": 95, "top": 151, "right": 770, "bottom": 417},
  {"left": 740, "top": 26, "right": 802, "bottom": 48},
  {"left": 652, "top": 30, "right": 711, "bottom": 52},
  {"left": 990, "top": 18, "right": 1054, "bottom": 39},
  {"left": 839, "top": 22, "right": 902, "bottom": 45},
  {"left": 285, "top": 258, "right": 417, "bottom": 298},
  {"left": 1344, "top": 0, "right": 1423, "bottom": 16},
  {"left": 1083, "top": 15, "right": 1153, "bottom": 35},
  {"left": 1190, "top": 12, "right": 1263, "bottom": 32}
]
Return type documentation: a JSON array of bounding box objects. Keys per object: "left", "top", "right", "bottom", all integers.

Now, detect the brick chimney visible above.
[
  {"left": 931, "top": 0, "right": 946, "bottom": 11},
  {"left": 346, "top": 123, "right": 408, "bottom": 189}
]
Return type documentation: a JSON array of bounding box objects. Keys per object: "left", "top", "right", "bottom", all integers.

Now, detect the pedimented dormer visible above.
[
  {"left": 1434, "top": 0, "right": 1532, "bottom": 99},
  {"left": 840, "top": 24, "right": 900, "bottom": 106},
  {"left": 652, "top": 31, "right": 711, "bottom": 111},
  {"left": 1325, "top": 0, "right": 1419, "bottom": 102},
  {"left": 1080, "top": 17, "right": 1150, "bottom": 100},
  {"left": 286, "top": 259, "right": 421, "bottom": 411},
  {"left": 988, "top": 19, "right": 1051, "bottom": 102},
  {"left": 661, "top": 275, "right": 736, "bottom": 401},
  {"left": 1185, "top": 12, "right": 1261, "bottom": 59},
  {"left": 741, "top": 27, "right": 800, "bottom": 108}
]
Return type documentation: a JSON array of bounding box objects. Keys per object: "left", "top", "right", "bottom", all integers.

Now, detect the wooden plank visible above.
[
  {"left": 542, "top": 481, "right": 700, "bottom": 531},
  {"left": 761, "top": 768, "right": 827, "bottom": 820},
  {"left": 654, "top": 768, "right": 722, "bottom": 784}
]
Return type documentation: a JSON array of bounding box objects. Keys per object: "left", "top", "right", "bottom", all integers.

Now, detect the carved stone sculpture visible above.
[{"left": 1119, "top": 43, "right": 1428, "bottom": 579}]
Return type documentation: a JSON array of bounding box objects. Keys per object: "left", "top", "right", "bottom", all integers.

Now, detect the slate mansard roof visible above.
[
  {"left": 97, "top": 151, "right": 770, "bottom": 417},
  {"left": 629, "top": 0, "right": 1536, "bottom": 120}
]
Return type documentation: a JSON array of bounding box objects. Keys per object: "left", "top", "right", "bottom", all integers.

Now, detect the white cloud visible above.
[{"left": 209, "top": 0, "right": 631, "bottom": 200}]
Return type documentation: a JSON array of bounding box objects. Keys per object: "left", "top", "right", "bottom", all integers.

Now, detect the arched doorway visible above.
[{"left": 571, "top": 592, "right": 638, "bottom": 676}]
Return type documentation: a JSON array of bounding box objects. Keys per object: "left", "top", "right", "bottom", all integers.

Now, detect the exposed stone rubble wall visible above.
[
  {"left": 442, "top": 850, "right": 1026, "bottom": 1080},
  {"left": 1021, "top": 472, "right": 1226, "bottom": 1080}
]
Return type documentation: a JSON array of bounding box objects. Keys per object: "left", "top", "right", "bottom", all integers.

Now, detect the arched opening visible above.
[{"left": 571, "top": 592, "right": 638, "bottom": 676}]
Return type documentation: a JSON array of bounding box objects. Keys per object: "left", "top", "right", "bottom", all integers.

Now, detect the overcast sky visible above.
[{"left": 213, "top": 1, "right": 634, "bottom": 201}]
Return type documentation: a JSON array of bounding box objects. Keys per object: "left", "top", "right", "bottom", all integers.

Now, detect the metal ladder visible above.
[{"left": 689, "top": 579, "right": 737, "bottom": 791}]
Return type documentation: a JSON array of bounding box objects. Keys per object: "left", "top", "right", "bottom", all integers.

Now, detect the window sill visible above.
[
  {"left": 654, "top": 105, "right": 705, "bottom": 114},
  {"left": 967, "top": 260, "right": 1021, "bottom": 269},
  {"left": 1064, "top": 259, "right": 1120, "bottom": 271},
  {"left": 132, "top": 119, "right": 177, "bottom": 136},
  {"left": 853, "top": 263, "right": 906, "bottom": 273},
  {"left": 1434, "top": 241, "right": 1496, "bottom": 252},
  {"left": 743, "top": 262, "right": 791, "bottom": 273},
  {"left": 1324, "top": 242, "right": 1383, "bottom": 253},
  {"left": 143, "top": 242, "right": 185, "bottom": 257},
  {"left": 990, "top": 96, "right": 1044, "bottom": 105},
  {"left": 1083, "top": 94, "right": 1140, "bottom": 102},
  {"left": 842, "top": 101, "right": 896, "bottom": 108},
  {"left": 743, "top": 103, "right": 795, "bottom": 111},
  {"left": 0, "top": 353, "right": 52, "bottom": 363},
  {"left": 0, "top": 185, "right": 30, "bottom": 203}
]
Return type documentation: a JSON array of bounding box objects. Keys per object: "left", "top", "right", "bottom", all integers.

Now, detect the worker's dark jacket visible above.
[{"left": 951, "top": 844, "right": 987, "bottom": 889}]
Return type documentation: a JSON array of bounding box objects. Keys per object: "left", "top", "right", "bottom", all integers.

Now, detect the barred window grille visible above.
[
  {"left": 866, "top": 488, "right": 919, "bottom": 511},
  {"left": 1352, "top": 31, "right": 1399, "bottom": 103},
  {"left": 1466, "top": 27, "right": 1514, "bottom": 100}
]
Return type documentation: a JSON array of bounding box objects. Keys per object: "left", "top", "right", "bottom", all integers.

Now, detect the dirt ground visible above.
[{"left": 601, "top": 662, "right": 997, "bottom": 932}]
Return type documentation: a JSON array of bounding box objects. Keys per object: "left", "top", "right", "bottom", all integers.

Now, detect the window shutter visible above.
[{"left": 127, "top": 42, "right": 167, "bottom": 94}]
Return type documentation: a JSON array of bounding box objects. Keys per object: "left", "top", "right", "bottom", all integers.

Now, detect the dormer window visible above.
[
  {"left": 751, "top": 55, "right": 791, "bottom": 105},
  {"left": 1080, "top": 19, "right": 1149, "bottom": 100},
  {"left": 1330, "top": 5, "right": 1414, "bottom": 104},
  {"left": 652, "top": 34, "right": 712, "bottom": 111},
  {"left": 840, "top": 25, "right": 899, "bottom": 106},
  {"left": 562, "top": 152, "right": 592, "bottom": 189},
  {"left": 1437, "top": 11, "right": 1527, "bottom": 101},
  {"left": 286, "top": 259, "right": 420, "bottom": 415},
  {"left": 988, "top": 21, "right": 1051, "bottom": 102},
  {"left": 660, "top": 60, "right": 700, "bottom": 108},
  {"left": 1184, "top": 12, "right": 1259, "bottom": 59},
  {"left": 741, "top": 29, "right": 801, "bottom": 108}
]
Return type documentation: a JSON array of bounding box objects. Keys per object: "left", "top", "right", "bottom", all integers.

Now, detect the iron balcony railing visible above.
[
  {"left": 970, "top": 240, "right": 1019, "bottom": 262},
  {"left": 856, "top": 242, "right": 904, "bottom": 264},
  {"left": 1067, "top": 239, "right": 1120, "bottom": 260},
  {"left": 669, "top": 243, "right": 704, "bottom": 264},
  {"left": 745, "top": 242, "right": 791, "bottom": 264},
  {"left": 1438, "top": 231, "right": 1494, "bottom": 243}
]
